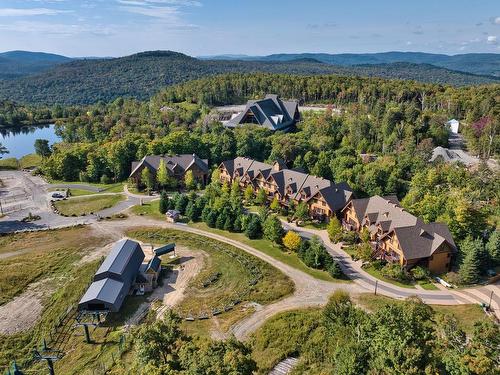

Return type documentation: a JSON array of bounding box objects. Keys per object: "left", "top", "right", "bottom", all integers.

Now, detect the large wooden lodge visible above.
[
  {"left": 219, "top": 157, "right": 457, "bottom": 274},
  {"left": 219, "top": 156, "right": 353, "bottom": 220}
]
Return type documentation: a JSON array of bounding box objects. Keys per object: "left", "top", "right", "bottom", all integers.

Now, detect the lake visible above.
[{"left": 0, "top": 124, "right": 61, "bottom": 159}]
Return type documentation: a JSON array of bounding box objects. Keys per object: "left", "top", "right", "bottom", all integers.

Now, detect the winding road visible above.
[{"left": 1, "top": 171, "right": 498, "bottom": 339}]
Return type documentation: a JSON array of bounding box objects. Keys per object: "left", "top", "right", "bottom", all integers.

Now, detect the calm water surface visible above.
[{"left": 0, "top": 124, "right": 61, "bottom": 158}]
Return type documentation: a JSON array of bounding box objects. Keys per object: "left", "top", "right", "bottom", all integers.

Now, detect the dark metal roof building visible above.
[{"left": 78, "top": 239, "right": 145, "bottom": 312}]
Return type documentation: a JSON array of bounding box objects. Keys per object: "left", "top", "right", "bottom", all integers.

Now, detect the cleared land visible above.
[
  {"left": 0, "top": 226, "right": 116, "bottom": 373},
  {"left": 54, "top": 194, "right": 125, "bottom": 216},
  {"left": 126, "top": 227, "right": 294, "bottom": 338}
]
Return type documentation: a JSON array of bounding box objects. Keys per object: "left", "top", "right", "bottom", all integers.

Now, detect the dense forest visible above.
[
  {"left": 0, "top": 51, "right": 498, "bottom": 105},
  {"left": 206, "top": 51, "right": 500, "bottom": 77}
]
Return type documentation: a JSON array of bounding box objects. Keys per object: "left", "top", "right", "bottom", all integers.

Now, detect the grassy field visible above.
[
  {"left": 0, "top": 157, "right": 19, "bottom": 170},
  {"left": 126, "top": 227, "right": 294, "bottom": 337},
  {"left": 0, "top": 226, "right": 120, "bottom": 374},
  {"left": 0, "top": 226, "right": 111, "bottom": 305},
  {"left": 355, "top": 293, "right": 490, "bottom": 334},
  {"left": 189, "top": 222, "right": 343, "bottom": 282},
  {"left": 250, "top": 308, "right": 321, "bottom": 374},
  {"left": 54, "top": 194, "right": 125, "bottom": 216}
]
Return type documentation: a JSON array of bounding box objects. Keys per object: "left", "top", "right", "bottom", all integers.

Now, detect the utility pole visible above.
[
  {"left": 374, "top": 280, "right": 378, "bottom": 295},
  {"left": 488, "top": 290, "right": 494, "bottom": 310}
]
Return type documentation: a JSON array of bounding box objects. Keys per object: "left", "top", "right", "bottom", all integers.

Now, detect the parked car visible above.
[{"left": 51, "top": 193, "right": 64, "bottom": 199}]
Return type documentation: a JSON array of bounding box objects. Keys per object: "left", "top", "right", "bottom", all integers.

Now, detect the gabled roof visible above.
[
  {"left": 129, "top": 154, "right": 208, "bottom": 178},
  {"left": 79, "top": 277, "right": 126, "bottom": 305},
  {"left": 146, "top": 256, "right": 161, "bottom": 273},
  {"left": 392, "top": 222, "right": 456, "bottom": 260},
  {"left": 95, "top": 239, "right": 144, "bottom": 280},
  {"left": 226, "top": 94, "right": 299, "bottom": 131}
]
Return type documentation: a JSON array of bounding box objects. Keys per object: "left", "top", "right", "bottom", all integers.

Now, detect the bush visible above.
[
  {"left": 100, "top": 174, "right": 111, "bottom": 184},
  {"left": 381, "top": 263, "right": 410, "bottom": 282},
  {"left": 411, "top": 266, "right": 430, "bottom": 280},
  {"left": 327, "top": 262, "right": 344, "bottom": 279},
  {"left": 342, "top": 231, "right": 358, "bottom": 245}
]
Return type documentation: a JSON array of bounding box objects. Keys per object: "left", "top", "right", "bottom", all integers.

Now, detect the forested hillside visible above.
[
  {"left": 0, "top": 51, "right": 497, "bottom": 105},
  {"left": 0, "top": 51, "right": 72, "bottom": 80},
  {"left": 205, "top": 51, "right": 500, "bottom": 77}
]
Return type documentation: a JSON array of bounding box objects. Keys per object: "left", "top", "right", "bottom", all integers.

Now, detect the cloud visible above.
[
  {"left": 0, "top": 20, "right": 114, "bottom": 36},
  {"left": 306, "top": 22, "right": 336, "bottom": 30},
  {"left": 0, "top": 7, "right": 72, "bottom": 16},
  {"left": 117, "top": 0, "right": 201, "bottom": 6},
  {"left": 492, "top": 16, "right": 500, "bottom": 25},
  {"left": 487, "top": 35, "right": 497, "bottom": 44}
]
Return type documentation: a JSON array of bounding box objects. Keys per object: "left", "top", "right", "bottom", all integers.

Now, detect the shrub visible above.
[
  {"left": 327, "top": 261, "right": 344, "bottom": 279},
  {"left": 342, "top": 231, "right": 358, "bottom": 244},
  {"left": 100, "top": 174, "right": 111, "bottom": 184},
  {"left": 411, "top": 266, "right": 430, "bottom": 280},
  {"left": 381, "top": 263, "right": 410, "bottom": 282}
]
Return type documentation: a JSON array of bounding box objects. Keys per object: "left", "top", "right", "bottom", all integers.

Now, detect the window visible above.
[{"left": 447, "top": 253, "right": 451, "bottom": 258}]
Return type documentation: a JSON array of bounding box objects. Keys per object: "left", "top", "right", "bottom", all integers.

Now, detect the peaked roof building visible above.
[
  {"left": 219, "top": 156, "right": 352, "bottom": 217},
  {"left": 342, "top": 195, "right": 456, "bottom": 273},
  {"left": 224, "top": 94, "right": 299, "bottom": 131}
]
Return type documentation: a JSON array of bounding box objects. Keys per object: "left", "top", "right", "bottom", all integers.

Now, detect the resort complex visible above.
[{"left": 219, "top": 156, "right": 353, "bottom": 220}]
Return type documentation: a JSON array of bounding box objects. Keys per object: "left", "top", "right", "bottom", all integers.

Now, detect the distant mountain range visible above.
[
  {"left": 0, "top": 50, "right": 498, "bottom": 105},
  {"left": 200, "top": 51, "right": 500, "bottom": 77},
  {"left": 0, "top": 50, "right": 72, "bottom": 79}
]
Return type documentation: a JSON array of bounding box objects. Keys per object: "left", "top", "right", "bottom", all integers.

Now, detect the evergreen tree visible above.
[
  {"left": 263, "top": 215, "right": 285, "bottom": 245},
  {"left": 459, "top": 236, "right": 482, "bottom": 284},
  {"left": 206, "top": 210, "right": 218, "bottom": 228},
  {"left": 216, "top": 210, "right": 226, "bottom": 229},
  {"left": 175, "top": 194, "right": 189, "bottom": 214},
  {"left": 223, "top": 216, "right": 233, "bottom": 231},
  {"left": 233, "top": 215, "right": 242, "bottom": 232},
  {"left": 245, "top": 215, "right": 262, "bottom": 239},
  {"left": 185, "top": 201, "right": 195, "bottom": 222},
  {"left": 486, "top": 230, "right": 500, "bottom": 265},
  {"left": 159, "top": 191, "right": 169, "bottom": 214}
]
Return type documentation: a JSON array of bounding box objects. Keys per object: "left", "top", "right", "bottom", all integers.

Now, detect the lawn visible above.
[
  {"left": 355, "top": 293, "right": 490, "bottom": 334},
  {"left": 126, "top": 227, "right": 294, "bottom": 336},
  {"left": 54, "top": 194, "right": 125, "bottom": 216},
  {"left": 189, "top": 222, "right": 343, "bottom": 282},
  {"left": 48, "top": 179, "right": 124, "bottom": 193},
  {"left": 130, "top": 200, "right": 163, "bottom": 220}
]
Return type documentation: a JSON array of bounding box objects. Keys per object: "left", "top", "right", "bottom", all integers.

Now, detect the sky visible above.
[{"left": 0, "top": 0, "right": 498, "bottom": 57}]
